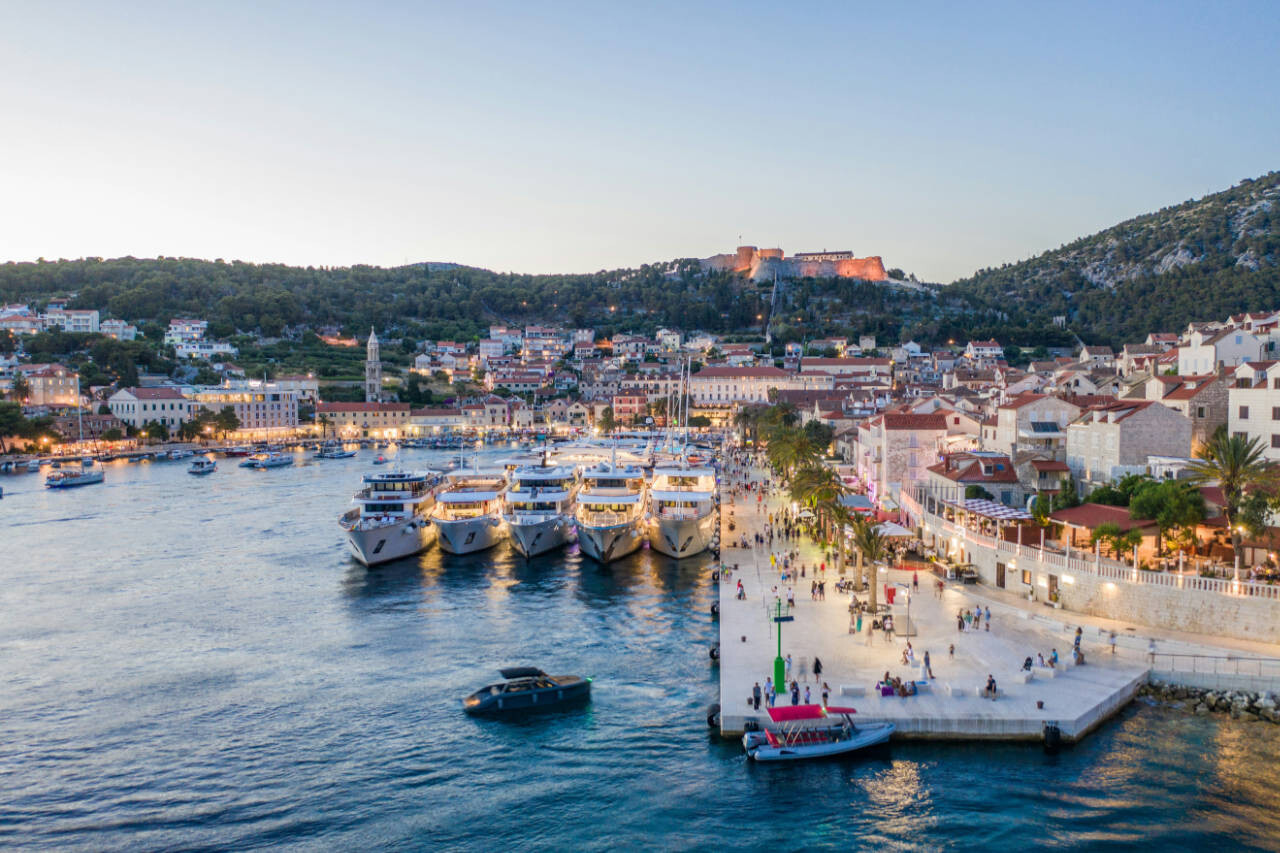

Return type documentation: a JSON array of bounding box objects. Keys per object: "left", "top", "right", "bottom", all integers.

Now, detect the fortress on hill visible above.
[{"left": 701, "top": 245, "right": 888, "bottom": 282}]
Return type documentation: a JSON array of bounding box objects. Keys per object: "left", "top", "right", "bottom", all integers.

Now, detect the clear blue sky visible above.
[{"left": 1, "top": 1, "right": 1276, "bottom": 281}]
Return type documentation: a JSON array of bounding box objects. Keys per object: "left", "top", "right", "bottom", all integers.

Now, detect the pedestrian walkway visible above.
[{"left": 716, "top": 457, "right": 1147, "bottom": 743}]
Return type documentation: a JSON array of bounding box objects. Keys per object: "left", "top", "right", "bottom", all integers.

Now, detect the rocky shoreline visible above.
[{"left": 1140, "top": 681, "right": 1280, "bottom": 723}]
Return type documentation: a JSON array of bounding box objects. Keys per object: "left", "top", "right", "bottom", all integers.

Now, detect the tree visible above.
[
  {"left": 317, "top": 413, "right": 332, "bottom": 438},
  {"left": 965, "top": 485, "right": 995, "bottom": 501},
  {"left": 9, "top": 373, "right": 30, "bottom": 403},
  {"left": 1129, "top": 480, "right": 1206, "bottom": 556},
  {"left": 1186, "top": 429, "right": 1273, "bottom": 577},
  {"left": 1090, "top": 522, "right": 1142, "bottom": 560},
  {"left": 802, "top": 420, "right": 834, "bottom": 450},
  {"left": 215, "top": 407, "right": 241, "bottom": 437},
  {"left": 850, "top": 515, "right": 887, "bottom": 610},
  {"left": 598, "top": 406, "right": 616, "bottom": 434},
  {"left": 0, "top": 401, "right": 24, "bottom": 453},
  {"left": 144, "top": 420, "right": 169, "bottom": 442},
  {"left": 102, "top": 428, "right": 123, "bottom": 441}
]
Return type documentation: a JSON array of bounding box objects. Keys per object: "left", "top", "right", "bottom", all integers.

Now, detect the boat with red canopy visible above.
[{"left": 742, "top": 704, "right": 894, "bottom": 762}]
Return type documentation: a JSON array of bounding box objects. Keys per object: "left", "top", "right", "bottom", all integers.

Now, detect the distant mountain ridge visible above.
[{"left": 949, "top": 171, "right": 1280, "bottom": 342}]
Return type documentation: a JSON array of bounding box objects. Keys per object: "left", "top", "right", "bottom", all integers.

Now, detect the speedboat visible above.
[
  {"left": 574, "top": 460, "right": 647, "bottom": 563},
  {"left": 316, "top": 442, "right": 357, "bottom": 459},
  {"left": 430, "top": 470, "right": 508, "bottom": 554},
  {"left": 742, "top": 705, "right": 894, "bottom": 762},
  {"left": 339, "top": 469, "right": 443, "bottom": 566},
  {"left": 372, "top": 454, "right": 390, "bottom": 465},
  {"left": 223, "top": 447, "right": 251, "bottom": 458},
  {"left": 188, "top": 458, "right": 217, "bottom": 475},
  {"left": 46, "top": 461, "right": 104, "bottom": 489},
  {"left": 645, "top": 464, "right": 718, "bottom": 558},
  {"left": 503, "top": 462, "right": 579, "bottom": 558},
  {"left": 463, "top": 667, "right": 591, "bottom": 715},
  {"left": 245, "top": 451, "right": 293, "bottom": 469}
]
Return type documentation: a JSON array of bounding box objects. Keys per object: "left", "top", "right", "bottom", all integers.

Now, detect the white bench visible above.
[
  {"left": 840, "top": 684, "right": 866, "bottom": 697},
  {"left": 1035, "top": 666, "right": 1059, "bottom": 678},
  {"left": 974, "top": 686, "right": 1001, "bottom": 700},
  {"left": 1012, "top": 670, "right": 1034, "bottom": 683},
  {"left": 913, "top": 680, "right": 933, "bottom": 694}
]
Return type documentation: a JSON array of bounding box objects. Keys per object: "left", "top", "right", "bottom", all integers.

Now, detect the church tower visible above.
[{"left": 365, "top": 328, "right": 382, "bottom": 402}]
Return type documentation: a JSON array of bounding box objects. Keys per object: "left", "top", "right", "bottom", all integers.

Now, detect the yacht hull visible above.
[
  {"left": 575, "top": 519, "right": 644, "bottom": 563},
  {"left": 646, "top": 510, "right": 717, "bottom": 559},
  {"left": 346, "top": 518, "right": 436, "bottom": 566},
  {"left": 435, "top": 515, "right": 506, "bottom": 555},
  {"left": 506, "top": 515, "right": 574, "bottom": 558}
]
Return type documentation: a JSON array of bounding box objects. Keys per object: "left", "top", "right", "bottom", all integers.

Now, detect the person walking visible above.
[
  {"left": 912, "top": 570, "right": 919, "bottom": 592},
  {"left": 1109, "top": 631, "right": 1117, "bottom": 654},
  {"left": 790, "top": 680, "right": 800, "bottom": 706},
  {"left": 813, "top": 656, "right": 823, "bottom": 681},
  {"left": 804, "top": 685, "right": 811, "bottom": 705},
  {"left": 924, "top": 650, "right": 934, "bottom": 679},
  {"left": 752, "top": 682, "right": 762, "bottom": 710},
  {"left": 785, "top": 654, "right": 793, "bottom": 681},
  {"left": 821, "top": 681, "right": 830, "bottom": 706}
]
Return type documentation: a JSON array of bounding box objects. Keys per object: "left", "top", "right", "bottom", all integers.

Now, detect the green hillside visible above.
[{"left": 949, "top": 171, "right": 1280, "bottom": 343}]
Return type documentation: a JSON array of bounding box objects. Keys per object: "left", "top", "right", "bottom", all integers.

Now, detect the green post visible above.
[{"left": 773, "top": 597, "right": 785, "bottom": 687}]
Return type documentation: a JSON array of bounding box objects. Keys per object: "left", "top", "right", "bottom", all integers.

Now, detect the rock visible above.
[
  {"left": 1242, "top": 711, "right": 1260, "bottom": 723},
  {"left": 1195, "top": 703, "right": 1210, "bottom": 715}
]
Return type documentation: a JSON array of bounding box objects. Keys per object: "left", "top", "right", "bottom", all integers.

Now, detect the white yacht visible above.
[
  {"left": 645, "top": 465, "right": 718, "bottom": 559},
  {"left": 431, "top": 470, "right": 508, "bottom": 555},
  {"left": 574, "top": 460, "right": 647, "bottom": 563},
  {"left": 503, "top": 462, "right": 580, "bottom": 558},
  {"left": 340, "top": 469, "right": 443, "bottom": 566},
  {"left": 245, "top": 451, "right": 293, "bottom": 469}
]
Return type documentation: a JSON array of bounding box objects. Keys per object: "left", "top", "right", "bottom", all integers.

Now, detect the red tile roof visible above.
[{"left": 1049, "top": 503, "right": 1157, "bottom": 531}]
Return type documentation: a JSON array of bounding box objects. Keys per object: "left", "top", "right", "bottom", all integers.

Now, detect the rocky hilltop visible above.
[
  {"left": 701, "top": 245, "right": 887, "bottom": 282},
  {"left": 948, "top": 171, "right": 1280, "bottom": 341}
]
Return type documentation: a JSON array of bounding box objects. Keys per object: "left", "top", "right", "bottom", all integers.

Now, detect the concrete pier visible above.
[{"left": 715, "top": 467, "right": 1149, "bottom": 743}]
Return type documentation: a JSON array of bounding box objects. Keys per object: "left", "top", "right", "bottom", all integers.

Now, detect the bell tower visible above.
[{"left": 365, "top": 328, "right": 382, "bottom": 402}]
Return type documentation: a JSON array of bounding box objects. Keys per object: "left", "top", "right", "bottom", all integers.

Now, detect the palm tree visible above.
[
  {"left": 1186, "top": 429, "right": 1273, "bottom": 580},
  {"left": 850, "top": 515, "right": 887, "bottom": 611},
  {"left": 767, "top": 427, "right": 819, "bottom": 480}
]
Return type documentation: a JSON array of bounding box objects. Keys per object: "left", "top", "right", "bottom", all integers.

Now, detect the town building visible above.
[
  {"left": 1065, "top": 401, "right": 1192, "bottom": 487},
  {"left": 14, "top": 363, "right": 81, "bottom": 407},
  {"left": 317, "top": 401, "right": 411, "bottom": 438},
  {"left": 107, "top": 386, "right": 196, "bottom": 430}
]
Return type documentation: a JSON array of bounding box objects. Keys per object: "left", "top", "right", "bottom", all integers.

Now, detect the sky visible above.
[{"left": 0, "top": 0, "right": 1277, "bottom": 282}]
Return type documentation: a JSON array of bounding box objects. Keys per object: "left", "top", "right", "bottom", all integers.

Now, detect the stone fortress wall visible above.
[{"left": 702, "top": 245, "right": 888, "bottom": 282}]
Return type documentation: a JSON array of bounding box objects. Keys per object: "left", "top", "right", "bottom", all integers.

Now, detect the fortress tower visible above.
[{"left": 365, "top": 328, "right": 382, "bottom": 402}]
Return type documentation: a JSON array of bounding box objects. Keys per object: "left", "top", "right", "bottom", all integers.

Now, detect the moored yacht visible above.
[
  {"left": 340, "top": 469, "right": 443, "bottom": 565},
  {"left": 574, "top": 459, "right": 647, "bottom": 563},
  {"left": 645, "top": 464, "right": 718, "bottom": 559},
  {"left": 430, "top": 470, "right": 508, "bottom": 554},
  {"left": 503, "top": 462, "right": 579, "bottom": 558},
  {"left": 244, "top": 450, "right": 293, "bottom": 469}
]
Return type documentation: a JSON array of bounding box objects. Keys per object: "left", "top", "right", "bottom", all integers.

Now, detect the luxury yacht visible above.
[
  {"left": 340, "top": 469, "right": 443, "bottom": 566},
  {"left": 430, "top": 470, "right": 508, "bottom": 555},
  {"left": 503, "top": 462, "right": 580, "bottom": 558},
  {"left": 573, "top": 460, "right": 647, "bottom": 563},
  {"left": 645, "top": 464, "right": 718, "bottom": 559}
]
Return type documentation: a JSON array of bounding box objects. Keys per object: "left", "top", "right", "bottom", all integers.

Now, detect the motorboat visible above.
[
  {"left": 645, "top": 464, "right": 718, "bottom": 559},
  {"left": 244, "top": 451, "right": 294, "bottom": 469},
  {"left": 168, "top": 449, "right": 193, "bottom": 460},
  {"left": 46, "top": 461, "right": 104, "bottom": 489},
  {"left": 574, "top": 459, "right": 647, "bottom": 563},
  {"left": 462, "top": 667, "right": 591, "bottom": 715},
  {"left": 372, "top": 454, "right": 390, "bottom": 465},
  {"left": 339, "top": 469, "right": 443, "bottom": 566},
  {"left": 316, "top": 442, "right": 357, "bottom": 459},
  {"left": 80, "top": 457, "right": 95, "bottom": 467},
  {"left": 742, "top": 705, "right": 894, "bottom": 762},
  {"left": 223, "top": 447, "right": 251, "bottom": 458},
  {"left": 502, "top": 461, "right": 579, "bottom": 558},
  {"left": 188, "top": 458, "right": 217, "bottom": 475},
  {"left": 430, "top": 470, "right": 508, "bottom": 554}
]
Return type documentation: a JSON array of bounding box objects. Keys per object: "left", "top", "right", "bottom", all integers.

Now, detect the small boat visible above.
[
  {"left": 463, "top": 667, "right": 591, "bottom": 715},
  {"left": 169, "top": 449, "right": 193, "bottom": 460},
  {"left": 81, "top": 457, "right": 95, "bottom": 467},
  {"left": 372, "top": 455, "right": 390, "bottom": 465},
  {"left": 742, "top": 705, "right": 894, "bottom": 762},
  {"left": 223, "top": 447, "right": 251, "bottom": 458},
  {"left": 26, "top": 460, "right": 40, "bottom": 472},
  {"left": 316, "top": 442, "right": 357, "bottom": 459},
  {"left": 46, "top": 462, "right": 105, "bottom": 489},
  {"left": 245, "top": 451, "right": 294, "bottom": 469},
  {"left": 189, "top": 459, "right": 217, "bottom": 476}
]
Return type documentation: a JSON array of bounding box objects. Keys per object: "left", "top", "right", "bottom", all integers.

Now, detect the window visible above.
[
  {"left": 1273, "top": 435, "right": 1280, "bottom": 449},
  {"left": 1197, "top": 406, "right": 1206, "bottom": 418},
  {"left": 1021, "top": 570, "right": 1032, "bottom": 585},
  {"left": 1274, "top": 407, "right": 1280, "bottom": 421},
  {"left": 1235, "top": 431, "right": 1248, "bottom": 440},
  {"left": 1240, "top": 406, "right": 1250, "bottom": 419}
]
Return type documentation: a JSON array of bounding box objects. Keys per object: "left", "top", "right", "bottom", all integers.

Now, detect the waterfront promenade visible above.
[{"left": 715, "top": 460, "right": 1280, "bottom": 742}]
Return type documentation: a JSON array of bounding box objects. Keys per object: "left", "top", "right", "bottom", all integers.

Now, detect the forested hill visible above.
[
  {"left": 0, "top": 257, "right": 769, "bottom": 342},
  {"left": 948, "top": 171, "right": 1280, "bottom": 344}
]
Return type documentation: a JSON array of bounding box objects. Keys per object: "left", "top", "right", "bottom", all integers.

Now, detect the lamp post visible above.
[{"left": 772, "top": 597, "right": 793, "bottom": 687}]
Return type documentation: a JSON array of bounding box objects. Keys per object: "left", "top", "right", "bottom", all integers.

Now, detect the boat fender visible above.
[
  {"left": 709, "top": 643, "right": 719, "bottom": 660},
  {"left": 710, "top": 601, "right": 720, "bottom": 617},
  {"left": 706, "top": 703, "right": 720, "bottom": 727},
  {"left": 1043, "top": 722, "right": 1063, "bottom": 752}
]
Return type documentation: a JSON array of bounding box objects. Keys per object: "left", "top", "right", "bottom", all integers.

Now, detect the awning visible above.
[
  {"left": 438, "top": 490, "right": 501, "bottom": 502},
  {"left": 766, "top": 704, "right": 857, "bottom": 722},
  {"left": 875, "top": 521, "right": 914, "bottom": 538},
  {"left": 960, "top": 498, "right": 1031, "bottom": 521}
]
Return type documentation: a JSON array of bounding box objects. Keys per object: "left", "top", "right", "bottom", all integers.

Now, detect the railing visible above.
[
  {"left": 903, "top": 486, "right": 1280, "bottom": 601},
  {"left": 1152, "top": 652, "right": 1280, "bottom": 682}
]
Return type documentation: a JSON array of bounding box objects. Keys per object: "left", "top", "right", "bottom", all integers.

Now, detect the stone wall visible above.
[{"left": 701, "top": 246, "right": 888, "bottom": 282}]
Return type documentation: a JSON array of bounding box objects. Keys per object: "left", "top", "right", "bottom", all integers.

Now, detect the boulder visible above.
[{"left": 1194, "top": 703, "right": 1210, "bottom": 715}]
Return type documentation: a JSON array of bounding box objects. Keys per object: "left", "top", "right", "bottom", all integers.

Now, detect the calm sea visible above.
[{"left": 2, "top": 449, "right": 1279, "bottom": 851}]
